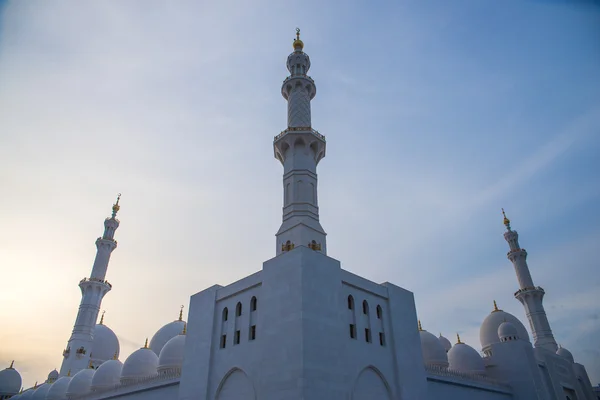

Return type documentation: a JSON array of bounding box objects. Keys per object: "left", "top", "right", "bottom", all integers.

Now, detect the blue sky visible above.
[{"left": 0, "top": 0, "right": 599, "bottom": 389}]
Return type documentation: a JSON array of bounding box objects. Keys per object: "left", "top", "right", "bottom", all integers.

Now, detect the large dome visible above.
[
  {"left": 480, "top": 303, "right": 529, "bottom": 349},
  {"left": 149, "top": 319, "right": 185, "bottom": 356},
  {"left": 92, "top": 323, "right": 120, "bottom": 362},
  {"left": 121, "top": 345, "right": 158, "bottom": 383},
  {"left": 91, "top": 359, "right": 123, "bottom": 391},
  {"left": 158, "top": 333, "right": 186, "bottom": 374},
  {"left": 0, "top": 362, "right": 22, "bottom": 396},
  {"left": 31, "top": 383, "right": 51, "bottom": 400},
  {"left": 46, "top": 376, "right": 72, "bottom": 400},
  {"left": 419, "top": 328, "right": 449, "bottom": 367},
  {"left": 66, "top": 368, "right": 95, "bottom": 397},
  {"left": 448, "top": 339, "right": 486, "bottom": 374}
]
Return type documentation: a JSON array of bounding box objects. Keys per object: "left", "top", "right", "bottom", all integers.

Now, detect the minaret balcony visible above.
[
  {"left": 514, "top": 286, "right": 544, "bottom": 297},
  {"left": 273, "top": 127, "right": 326, "bottom": 165},
  {"left": 79, "top": 277, "right": 112, "bottom": 289},
  {"left": 274, "top": 127, "right": 325, "bottom": 143}
]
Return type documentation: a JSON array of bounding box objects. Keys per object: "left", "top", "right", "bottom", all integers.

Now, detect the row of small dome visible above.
[
  {"left": 418, "top": 301, "right": 577, "bottom": 374},
  {"left": 2, "top": 311, "right": 187, "bottom": 399}
]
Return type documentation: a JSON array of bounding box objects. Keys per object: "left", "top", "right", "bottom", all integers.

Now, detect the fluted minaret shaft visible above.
[
  {"left": 502, "top": 211, "right": 557, "bottom": 352},
  {"left": 274, "top": 30, "right": 327, "bottom": 256},
  {"left": 59, "top": 196, "right": 121, "bottom": 376}
]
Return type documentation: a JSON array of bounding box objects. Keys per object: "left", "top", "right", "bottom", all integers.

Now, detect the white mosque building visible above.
[{"left": 0, "top": 31, "right": 597, "bottom": 400}]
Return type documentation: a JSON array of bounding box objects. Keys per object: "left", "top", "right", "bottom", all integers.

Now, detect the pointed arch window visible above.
[
  {"left": 376, "top": 305, "right": 382, "bottom": 319},
  {"left": 362, "top": 300, "right": 369, "bottom": 315},
  {"left": 250, "top": 296, "right": 257, "bottom": 312},
  {"left": 347, "top": 295, "right": 354, "bottom": 310},
  {"left": 236, "top": 302, "right": 242, "bottom": 317},
  {"left": 222, "top": 307, "right": 228, "bottom": 322}
]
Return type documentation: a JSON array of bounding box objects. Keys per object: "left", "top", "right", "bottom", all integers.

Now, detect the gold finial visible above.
[
  {"left": 99, "top": 310, "right": 105, "bottom": 325},
  {"left": 179, "top": 305, "right": 184, "bottom": 321},
  {"left": 112, "top": 193, "right": 121, "bottom": 217},
  {"left": 293, "top": 27, "right": 304, "bottom": 50},
  {"left": 67, "top": 369, "right": 71, "bottom": 377},
  {"left": 502, "top": 208, "right": 511, "bottom": 230},
  {"left": 182, "top": 322, "right": 187, "bottom": 335},
  {"left": 418, "top": 320, "right": 423, "bottom": 331},
  {"left": 492, "top": 300, "right": 502, "bottom": 312},
  {"left": 456, "top": 333, "right": 462, "bottom": 344},
  {"left": 34, "top": 381, "right": 38, "bottom": 389},
  {"left": 143, "top": 338, "right": 148, "bottom": 348},
  {"left": 88, "top": 359, "right": 94, "bottom": 369},
  {"left": 9, "top": 360, "right": 14, "bottom": 369},
  {"left": 112, "top": 350, "right": 118, "bottom": 360}
]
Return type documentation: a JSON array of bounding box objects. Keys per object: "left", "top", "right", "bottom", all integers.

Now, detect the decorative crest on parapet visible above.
[{"left": 281, "top": 240, "right": 295, "bottom": 252}]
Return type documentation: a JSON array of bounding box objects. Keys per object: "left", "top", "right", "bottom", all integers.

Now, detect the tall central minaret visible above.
[
  {"left": 502, "top": 209, "right": 558, "bottom": 352},
  {"left": 59, "top": 195, "right": 121, "bottom": 376},
  {"left": 273, "top": 29, "right": 327, "bottom": 256}
]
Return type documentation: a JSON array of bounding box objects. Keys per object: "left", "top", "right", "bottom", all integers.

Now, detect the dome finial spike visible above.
[
  {"left": 9, "top": 360, "right": 14, "bottom": 369},
  {"left": 144, "top": 338, "right": 148, "bottom": 348},
  {"left": 67, "top": 369, "right": 71, "bottom": 377},
  {"left": 456, "top": 333, "right": 462, "bottom": 344},
  {"left": 99, "top": 310, "right": 105, "bottom": 325},
  {"left": 182, "top": 322, "right": 187, "bottom": 335},
  {"left": 418, "top": 320, "right": 423, "bottom": 331},
  {"left": 113, "top": 350, "right": 118, "bottom": 360},
  {"left": 34, "top": 381, "right": 38, "bottom": 389},
  {"left": 296, "top": 27, "right": 300, "bottom": 40},
  {"left": 292, "top": 27, "right": 304, "bottom": 50},
  {"left": 493, "top": 300, "right": 498, "bottom": 311},
  {"left": 179, "top": 305, "right": 184, "bottom": 321}
]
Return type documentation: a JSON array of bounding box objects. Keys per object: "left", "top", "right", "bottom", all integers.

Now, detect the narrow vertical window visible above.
[
  {"left": 379, "top": 332, "right": 385, "bottom": 346},
  {"left": 222, "top": 307, "right": 228, "bottom": 322},
  {"left": 362, "top": 300, "right": 369, "bottom": 315},
  {"left": 220, "top": 334, "right": 227, "bottom": 349},
  {"left": 250, "top": 325, "right": 256, "bottom": 340},
  {"left": 376, "top": 305, "right": 382, "bottom": 319},
  {"left": 236, "top": 302, "right": 242, "bottom": 317},
  {"left": 250, "top": 296, "right": 257, "bottom": 312},
  {"left": 365, "top": 328, "right": 372, "bottom": 343},
  {"left": 234, "top": 330, "right": 241, "bottom": 345},
  {"left": 347, "top": 295, "right": 354, "bottom": 310},
  {"left": 349, "top": 324, "right": 356, "bottom": 339}
]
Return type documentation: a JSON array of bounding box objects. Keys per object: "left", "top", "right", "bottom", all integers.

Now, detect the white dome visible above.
[
  {"left": 19, "top": 388, "right": 35, "bottom": 400},
  {"left": 0, "top": 363, "right": 22, "bottom": 395},
  {"left": 92, "top": 323, "right": 120, "bottom": 362},
  {"left": 91, "top": 359, "right": 123, "bottom": 391},
  {"left": 419, "top": 330, "right": 449, "bottom": 367},
  {"left": 158, "top": 334, "right": 186, "bottom": 374},
  {"left": 66, "top": 368, "right": 94, "bottom": 397},
  {"left": 556, "top": 346, "right": 574, "bottom": 363},
  {"left": 46, "top": 376, "right": 71, "bottom": 400},
  {"left": 438, "top": 334, "right": 452, "bottom": 352},
  {"left": 121, "top": 347, "right": 158, "bottom": 383},
  {"left": 47, "top": 369, "right": 59, "bottom": 383},
  {"left": 448, "top": 342, "right": 486, "bottom": 374},
  {"left": 149, "top": 320, "right": 185, "bottom": 356},
  {"left": 31, "top": 383, "right": 51, "bottom": 400},
  {"left": 480, "top": 306, "right": 529, "bottom": 349},
  {"left": 498, "top": 321, "right": 519, "bottom": 342}
]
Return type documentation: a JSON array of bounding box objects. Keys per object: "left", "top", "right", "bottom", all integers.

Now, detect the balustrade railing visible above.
[
  {"left": 274, "top": 127, "right": 325, "bottom": 142},
  {"left": 424, "top": 364, "right": 511, "bottom": 390},
  {"left": 69, "top": 370, "right": 181, "bottom": 399},
  {"left": 79, "top": 277, "right": 112, "bottom": 288}
]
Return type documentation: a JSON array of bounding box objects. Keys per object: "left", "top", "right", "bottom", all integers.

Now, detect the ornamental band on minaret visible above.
[
  {"left": 274, "top": 29, "right": 327, "bottom": 256},
  {"left": 502, "top": 209, "right": 558, "bottom": 352},
  {"left": 59, "top": 195, "right": 121, "bottom": 376}
]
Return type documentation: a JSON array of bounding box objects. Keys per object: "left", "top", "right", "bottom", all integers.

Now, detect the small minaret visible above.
[
  {"left": 59, "top": 195, "right": 122, "bottom": 376},
  {"left": 502, "top": 209, "right": 557, "bottom": 351},
  {"left": 274, "top": 29, "right": 327, "bottom": 256}
]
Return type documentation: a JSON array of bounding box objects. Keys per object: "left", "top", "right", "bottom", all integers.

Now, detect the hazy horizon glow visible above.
[{"left": 1, "top": 1, "right": 599, "bottom": 389}]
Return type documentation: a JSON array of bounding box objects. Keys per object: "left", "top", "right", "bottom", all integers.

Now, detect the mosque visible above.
[{"left": 0, "top": 31, "right": 598, "bottom": 400}]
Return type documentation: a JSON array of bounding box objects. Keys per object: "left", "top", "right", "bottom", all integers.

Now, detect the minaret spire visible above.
[
  {"left": 59, "top": 195, "right": 121, "bottom": 376},
  {"left": 502, "top": 210, "right": 557, "bottom": 351},
  {"left": 274, "top": 29, "right": 327, "bottom": 256}
]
